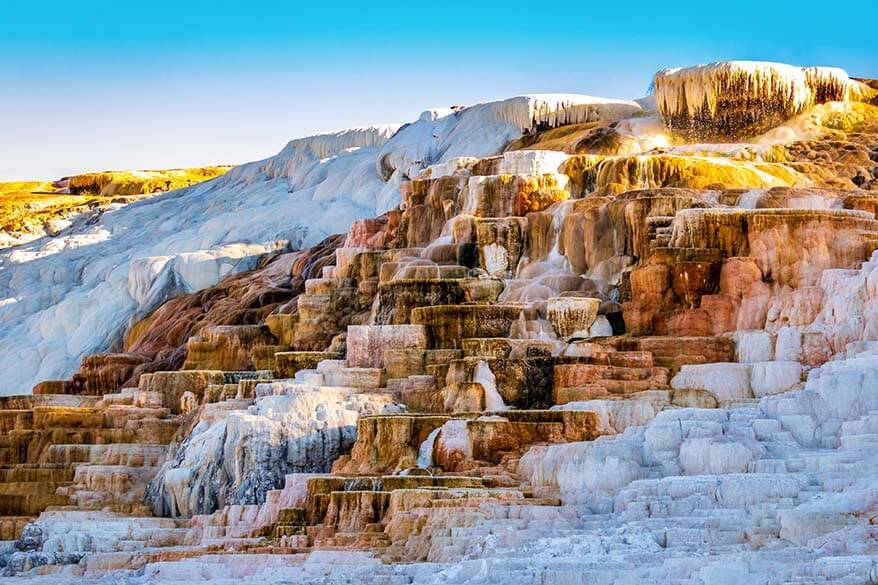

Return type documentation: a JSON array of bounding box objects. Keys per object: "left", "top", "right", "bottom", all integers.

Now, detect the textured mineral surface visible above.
[{"left": 1, "top": 61, "right": 878, "bottom": 584}]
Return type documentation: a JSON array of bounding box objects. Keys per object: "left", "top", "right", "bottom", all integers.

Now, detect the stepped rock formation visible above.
[{"left": 2, "top": 61, "right": 878, "bottom": 583}]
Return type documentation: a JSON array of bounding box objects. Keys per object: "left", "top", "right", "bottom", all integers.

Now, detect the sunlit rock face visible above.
[
  {"left": 0, "top": 168, "right": 231, "bottom": 251},
  {"left": 654, "top": 61, "right": 875, "bottom": 139},
  {"left": 4, "top": 61, "right": 878, "bottom": 583}
]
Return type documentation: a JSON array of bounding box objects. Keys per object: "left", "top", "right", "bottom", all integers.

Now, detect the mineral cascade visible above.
[{"left": 2, "top": 61, "right": 878, "bottom": 584}]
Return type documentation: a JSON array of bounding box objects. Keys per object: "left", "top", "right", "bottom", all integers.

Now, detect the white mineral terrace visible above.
[{"left": 1, "top": 60, "right": 877, "bottom": 584}]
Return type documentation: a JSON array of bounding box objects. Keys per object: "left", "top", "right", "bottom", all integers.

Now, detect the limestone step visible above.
[
  {"left": 346, "top": 324, "right": 428, "bottom": 369},
  {"left": 304, "top": 277, "right": 357, "bottom": 296},
  {"left": 412, "top": 304, "right": 533, "bottom": 349},
  {"left": 0, "top": 409, "right": 33, "bottom": 430},
  {"left": 31, "top": 380, "right": 79, "bottom": 395},
  {"left": 466, "top": 217, "right": 530, "bottom": 277},
  {"left": 0, "top": 515, "right": 33, "bottom": 540},
  {"left": 373, "top": 278, "right": 469, "bottom": 325},
  {"left": 264, "top": 314, "right": 298, "bottom": 346},
  {"left": 651, "top": 232, "right": 673, "bottom": 249},
  {"left": 0, "top": 425, "right": 179, "bottom": 467},
  {"left": 101, "top": 405, "right": 176, "bottom": 427},
  {"left": 275, "top": 352, "right": 343, "bottom": 378},
  {"left": 202, "top": 383, "right": 240, "bottom": 404},
  {"left": 223, "top": 371, "right": 274, "bottom": 384},
  {"left": 41, "top": 443, "right": 168, "bottom": 466},
  {"left": 312, "top": 531, "right": 391, "bottom": 549},
  {"left": 388, "top": 375, "right": 438, "bottom": 408},
  {"left": 68, "top": 463, "right": 160, "bottom": 488},
  {"left": 138, "top": 370, "right": 226, "bottom": 413},
  {"left": 379, "top": 262, "right": 468, "bottom": 283},
  {"left": 336, "top": 411, "right": 599, "bottom": 475},
  {"left": 384, "top": 349, "right": 462, "bottom": 379},
  {"left": 554, "top": 363, "right": 670, "bottom": 385},
  {"left": 428, "top": 354, "right": 558, "bottom": 411},
  {"left": 647, "top": 215, "right": 675, "bottom": 229},
  {"left": 0, "top": 395, "right": 100, "bottom": 410},
  {"left": 99, "top": 391, "right": 136, "bottom": 406},
  {"left": 182, "top": 325, "right": 275, "bottom": 372},
  {"left": 31, "top": 406, "right": 105, "bottom": 429},
  {"left": 461, "top": 337, "right": 556, "bottom": 359},
  {"left": 553, "top": 380, "right": 667, "bottom": 404},
  {"left": 389, "top": 247, "right": 426, "bottom": 259},
  {"left": 0, "top": 480, "right": 72, "bottom": 496},
  {"left": 251, "top": 344, "right": 292, "bottom": 371},
  {"left": 604, "top": 336, "right": 735, "bottom": 372},
  {"left": 316, "top": 362, "right": 384, "bottom": 389},
  {"left": 603, "top": 351, "right": 655, "bottom": 368},
  {"left": 333, "top": 249, "right": 396, "bottom": 280},
  {"left": 0, "top": 465, "right": 76, "bottom": 482},
  {"left": 0, "top": 492, "right": 70, "bottom": 515},
  {"left": 461, "top": 173, "right": 569, "bottom": 218}
]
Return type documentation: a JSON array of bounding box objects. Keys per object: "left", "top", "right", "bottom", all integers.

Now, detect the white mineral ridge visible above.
[
  {"left": 0, "top": 94, "right": 640, "bottom": 395},
  {"left": 670, "top": 362, "right": 752, "bottom": 402},
  {"left": 653, "top": 60, "right": 870, "bottom": 118},
  {"left": 377, "top": 94, "right": 641, "bottom": 181},
  {"left": 148, "top": 383, "right": 401, "bottom": 517},
  {"left": 554, "top": 390, "right": 670, "bottom": 434}
]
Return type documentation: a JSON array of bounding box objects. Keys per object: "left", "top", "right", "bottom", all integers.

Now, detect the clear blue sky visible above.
[{"left": 1, "top": 0, "right": 876, "bottom": 181}]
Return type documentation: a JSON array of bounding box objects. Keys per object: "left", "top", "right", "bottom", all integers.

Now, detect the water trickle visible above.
[
  {"left": 366, "top": 292, "right": 383, "bottom": 325},
  {"left": 344, "top": 477, "right": 383, "bottom": 491},
  {"left": 547, "top": 199, "right": 576, "bottom": 271},
  {"left": 417, "top": 427, "right": 442, "bottom": 469},
  {"left": 438, "top": 214, "right": 472, "bottom": 241},
  {"left": 737, "top": 189, "right": 764, "bottom": 209},
  {"left": 788, "top": 194, "right": 834, "bottom": 210},
  {"left": 474, "top": 360, "right": 507, "bottom": 412}
]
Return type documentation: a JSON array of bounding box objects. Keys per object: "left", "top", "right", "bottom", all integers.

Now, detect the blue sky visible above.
[{"left": 1, "top": 0, "right": 876, "bottom": 180}]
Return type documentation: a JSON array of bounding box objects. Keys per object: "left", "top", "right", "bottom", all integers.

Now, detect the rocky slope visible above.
[
  {"left": 1, "top": 61, "right": 878, "bottom": 584},
  {"left": 0, "top": 167, "right": 230, "bottom": 249}
]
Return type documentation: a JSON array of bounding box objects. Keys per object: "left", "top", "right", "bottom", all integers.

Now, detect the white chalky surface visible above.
[
  {"left": 147, "top": 382, "right": 401, "bottom": 517},
  {"left": 4, "top": 351, "right": 877, "bottom": 584},
  {"left": 0, "top": 95, "right": 639, "bottom": 395}
]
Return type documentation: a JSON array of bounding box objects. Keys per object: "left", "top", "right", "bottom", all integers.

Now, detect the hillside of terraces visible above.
[
  {"left": 1, "top": 62, "right": 878, "bottom": 583},
  {"left": 0, "top": 167, "right": 230, "bottom": 248}
]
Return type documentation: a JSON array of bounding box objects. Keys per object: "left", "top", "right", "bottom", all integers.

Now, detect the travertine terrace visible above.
[{"left": 2, "top": 61, "right": 878, "bottom": 584}]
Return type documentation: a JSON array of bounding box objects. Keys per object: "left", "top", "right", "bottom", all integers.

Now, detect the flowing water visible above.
[
  {"left": 417, "top": 427, "right": 442, "bottom": 468},
  {"left": 474, "top": 359, "right": 507, "bottom": 411}
]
